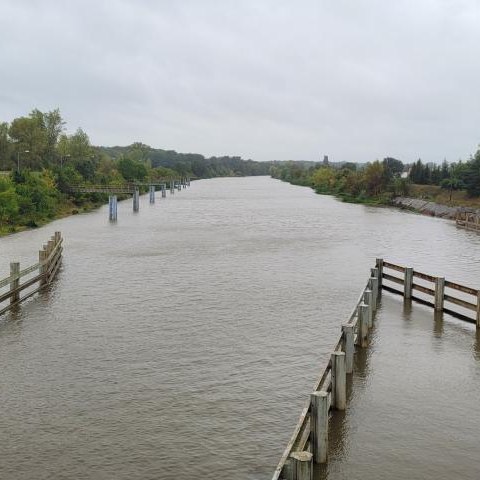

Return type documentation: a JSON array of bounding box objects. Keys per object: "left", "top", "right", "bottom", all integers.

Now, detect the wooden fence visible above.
[
  {"left": 456, "top": 211, "right": 480, "bottom": 232},
  {"left": 380, "top": 259, "right": 480, "bottom": 328},
  {"left": 0, "top": 232, "right": 63, "bottom": 317},
  {"left": 273, "top": 258, "right": 479, "bottom": 479},
  {"left": 272, "top": 264, "right": 382, "bottom": 480}
]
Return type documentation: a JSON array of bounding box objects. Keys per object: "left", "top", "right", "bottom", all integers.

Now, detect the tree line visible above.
[
  {"left": 0, "top": 108, "right": 271, "bottom": 233},
  {"left": 271, "top": 149, "right": 480, "bottom": 203}
]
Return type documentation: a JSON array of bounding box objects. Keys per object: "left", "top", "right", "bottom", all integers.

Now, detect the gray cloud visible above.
[{"left": 1, "top": 0, "right": 479, "bottom": 162}]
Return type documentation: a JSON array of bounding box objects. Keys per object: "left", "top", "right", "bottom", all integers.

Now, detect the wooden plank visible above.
[
  {"left": 443, "top": 294, "right": 477, "bottom": 312},
  {"left": 0, "top": 262, "right": 41, "bottom": 289},
  {"left": 383, "top": 261, "right": 405, "bottom": 273},
  {"left": 444, "top": 280, "right": 478, "bottom": 297},
  {"left": 382, "top": 272, "right": 404, "bottom": 285},
  {"left": 413, "top": 270, "right": 436, "bottom": 283},
  {"left": 412, "top": 283, "right": 435, "bottom": 296}
]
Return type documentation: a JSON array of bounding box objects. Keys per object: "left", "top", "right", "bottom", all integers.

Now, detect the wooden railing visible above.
[
  {"left": 0, "top": 232, "right": 63, "bottom": 317},
  {"left": 456, "top": 211, "right": 480, "bottom": 231},
  {"left": 381, "top": 260, "right": 480, "bottom": 328},
  {"left": 272, "top": 264, "right": 382, "bottom": 480}
]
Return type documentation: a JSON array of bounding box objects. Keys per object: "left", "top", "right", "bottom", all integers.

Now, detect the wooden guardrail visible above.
[
  {"left": 380, "top": 259, "right": 480, "bottom": 328},
  {"left": 0, "top": 232, "right": 63, "bottom": 317},
  {"left": 456, "top": 211, "right": 480, "bottom": 231},
  {"left": 272, "top": 265, "right": 382, "bottom": 480}
]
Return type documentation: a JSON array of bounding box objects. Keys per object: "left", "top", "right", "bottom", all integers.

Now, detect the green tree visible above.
[
  {"left": 0, "top": 176, "right": 19, "bottom": 224},
  {"left": 117, "top": 157, "right": 148, "bottom": 182}
]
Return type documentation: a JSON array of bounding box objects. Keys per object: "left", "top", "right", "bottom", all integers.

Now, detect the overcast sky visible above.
[{"left": 1, "top": 1, "right": 479, "bottom": 163}]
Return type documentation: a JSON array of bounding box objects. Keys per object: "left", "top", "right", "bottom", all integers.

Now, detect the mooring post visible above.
[
  {"left": 434, "top": 277, "right": 445, "bottom": 311},
  {"left": 177, "top": 180, "right": 181, "bottom": 192},
  {"left": 187, "top": 177, "right": 191, "bottom": 186},
  {"left": 342, "top": 324, "right": 354, "bottom": 373},
  {"left": 10, "top": 262, "right": 20, "bottom": 305},
  {"left": 363, "top": 289, "right": 373, "bottom": 328},
  {"left": 133, "top": 188, "right": 140, "bottom": 212},
  {"left": 290, "top": 451, "right": 312, "bottom": 480},
  {"left": 310, "top": 391, "right": 328, "bottom": 463},
  {"left": 161, "top": 184, "right": 166, "bottom": 198},
  {"left": 331, "top": 351, "right": 346, "bottom": 410},
  {"left": 404, "top": 267, "right": 413, "bottom": 299},
  {"left": 376, "top": 258, "right": 384, "bottom": 288},
  {"left": 149, "top": 185, "right": 155, "bottom": 204},
  {"left": 356, "top": 303, "right": 369, "bottom": 348}
]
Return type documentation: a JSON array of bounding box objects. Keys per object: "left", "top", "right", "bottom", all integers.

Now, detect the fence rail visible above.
[
  {"left": 272, "top": 264, "right": 381, "bottom": 480},
  {"left": 456, "top": 211, "right": 480, "bottom": 231},
  {"left": 380, "top": 259, "right": 480, "bottom": 327},
  {"left": 0, "top": 232, "right": 63, "bottom": 317}
]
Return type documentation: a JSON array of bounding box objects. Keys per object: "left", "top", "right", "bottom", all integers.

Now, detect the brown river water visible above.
[{"left": 0, "top": 176, "right": 479, "bottom": 480}]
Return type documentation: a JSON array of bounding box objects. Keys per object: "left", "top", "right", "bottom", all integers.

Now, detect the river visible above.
[{"left": 0, "top": 176, "right": 479, "bottom": 479}]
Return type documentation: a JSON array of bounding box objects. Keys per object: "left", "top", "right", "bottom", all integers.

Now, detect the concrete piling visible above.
[
  {"left": 109, "top": 195, "right": 118, "bottom": 221},
  {"left": 133, "top": 188, "right": 140, "bottom": 212}
]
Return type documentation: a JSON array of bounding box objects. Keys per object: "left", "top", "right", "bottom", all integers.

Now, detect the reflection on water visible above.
[{"left": 0, "top": 177, "right": 479, "bottom": 480}]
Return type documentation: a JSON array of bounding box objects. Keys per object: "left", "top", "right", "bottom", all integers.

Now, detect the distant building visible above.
[{"left": 322, "top": 155, "right": 329, "bottom": 166}]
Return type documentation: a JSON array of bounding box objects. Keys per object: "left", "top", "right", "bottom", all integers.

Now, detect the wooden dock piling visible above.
[
  {"left": 404, "top": 267, "right": 413, "bottom": 299},
  {"left": 1, "top": 233, "right": 63, "bottom": 317},
  {"left": 290, "top": 452, "right": 312, "bottom": 480},
  {"left": 310, "top": 391, "right": 329, "bottom": 463},
  {"left": 149, "top": 185, "right": 155, "bottom": 204},
  {"left": 434, "top": 277, "right": 445, "bottom": 311},
  {"left": 331, "top": 351, "right": 346, "bottom": 410}
]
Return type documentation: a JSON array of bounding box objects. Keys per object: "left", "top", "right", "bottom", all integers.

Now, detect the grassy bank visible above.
[{"left": 408, "top": 184, "right": 480, "bottom": 209}]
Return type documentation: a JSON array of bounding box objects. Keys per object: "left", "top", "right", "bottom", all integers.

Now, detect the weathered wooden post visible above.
[
  {"left": 133, "top": 188, "right": 140, "bottom": 212},
  {"left": 187, "top": 177, "right": 191, "bottom": 186},
  {"left": 404, "top": 267, "right": 413, "bottom": 299},
  {"left": 331, "top": 351, "right": 346, "bottom": 410},
  {"left": 341, "top": 324, "right": 354, "bottom": 373},
  {"left": 370, "top": 268, "right": 379, "bottom": 309},
  {"left": 39, "top": 249, "right": 47, "bottom": 286},
  {"left": 177, "top": 180, "right": 181, "bottom": 192},
  {"left": 376, "top": 258, "right": 384, "bottom": 288},
  {"left": 363, "top": 289, "right": 373, "bottom": 328},
  {"left": 149, "top": 185, "right": 155, "bottom": 204},
  {"left": 310, "top": 391, "right": 328, "bottom": 463},
  {"left": 10, "top": 262, "right": 20, "bottom": 305},
  {"left": 161, "top": 184, "right": 166, "bottom": 198},
  {"left": 434, "top": 277, "right": 445, "bottom": 311},
  {"left": 290, "top": 452, "right": 312, "bottom": 480},
  {"left": 356, "top": 303, "right": 369, "bottom": 348},
  {"left": 170, "top": 179, "right": 175, "bottom": 194}
]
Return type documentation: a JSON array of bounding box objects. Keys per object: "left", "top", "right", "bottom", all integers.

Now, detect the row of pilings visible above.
[{"left": 108, "top": 177, "right": 191, "bottom": 222}]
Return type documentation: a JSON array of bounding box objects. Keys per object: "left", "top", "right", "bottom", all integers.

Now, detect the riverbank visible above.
[
  {"left": 272, "top": 177, "right": 480, "bottom": 221},
  {"left": 0, "top": 198, "right": 107, "bottom": 237}
]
